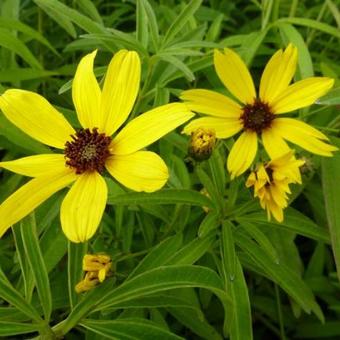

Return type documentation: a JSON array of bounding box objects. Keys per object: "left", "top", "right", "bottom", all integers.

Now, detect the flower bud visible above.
[{"left": 188, "top": 128, "right": 216, "bottom": 161}]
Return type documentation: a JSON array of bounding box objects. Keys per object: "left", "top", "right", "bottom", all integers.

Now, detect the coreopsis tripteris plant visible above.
[
  {"left": 181, "top": 44, "right": 337, "bottom": 178},
  {"left": 246, "top": 152, "right": 305, "bottom": 222},
  {"left": 0, "top": 50, "right": 193, "bottom": 243}
]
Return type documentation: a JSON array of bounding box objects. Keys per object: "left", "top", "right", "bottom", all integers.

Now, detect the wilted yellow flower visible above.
[
  {"left": 181, "top": 44, "right": 337, "bottom": 178},
  {"left": 75, "top": 271, "right": 100, "bottom": 294},
  {"left": 246, "top": 152, "right": 305, "bottom": 222},
  {"left": 188, "top": 127, "right": 216, "bottom": 161},
  {"left": 0, "top": 50, "right": 194, "bottom": 242}
]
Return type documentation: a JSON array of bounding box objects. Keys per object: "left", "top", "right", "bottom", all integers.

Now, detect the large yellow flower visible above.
[
  {"left": 0, "top": 50, "right": 193, "bottom": 242},
  {"left": 246, "top": 152, "right": 305, "bottom": 222},
  {"left": 181, "top": 44, "right": 337, "bottom": 178}
]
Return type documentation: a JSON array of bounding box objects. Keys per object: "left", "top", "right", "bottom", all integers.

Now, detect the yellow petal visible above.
[
  {"left": 274, "top": 118, "right": 338, "bottom": 156},
  {"left": 227, "top": 131, "right": 258, "bottom": 178},
  {"left": 262, "top": 126, "right": 290, "bottom": 158},
  {"left": 267, "top": 200, "right": 284, "bottom": 222},
  {"left": 0, "top": 169, "right": 76, "bottom": 238},
  {"left": 72, "top": 50, "right": 101, "bottom": 130},
  {"left": 60, "top": 172, "right": 107, "bottom": 243},
  {"left": 214, "top": 48, "right": 256, "bottom": 104},
  {"left": 106, "top": 151, "right": 168, "bottom": 192},
  {"left": 111, "top": 103, "right": 194, "bottom": 155},
  {"left": 183, "top": 117, "right": 242, "bottom": 139},
  {"left": 270, "top": 77, "right": 334, "bottom": 114},
  {"left": 180, "top": 89, "right": 241, "bottom": 118},
  {"left": 101, "top": 50, "right": 141, "bottom": 136},
  {"left": 0, "top": 154, "right": 67, "bottom": 177},
  {"left": 0, "top": 90, "right": 75, "bottom": 149},
  {"left": 260, "top": 44, "right": 298, "bottom": 103}
]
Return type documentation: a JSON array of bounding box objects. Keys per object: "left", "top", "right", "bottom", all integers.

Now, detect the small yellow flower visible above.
[
  {"left": 0, "top": 50, "right": 194, "bottom": 242},
  {"left": 188, "top": 127, "right": 216, "bottom": 161},
  {"left": 181, "top": 44, "right": 337, "bottom": 178},
  {"left": 246, "top": 152, "right": 305, "bottom": 222},
  {"left": 75, "top": 271, "right": 100, "bottom": 294},
  {"left": 83, "top": 254, "right": 111, "bottom": 282}
]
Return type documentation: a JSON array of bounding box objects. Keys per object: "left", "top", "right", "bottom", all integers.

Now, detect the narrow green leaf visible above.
[
  {"left": 221, "top": 221, "right": 236, "bottom": 281},
  {"left": 237, "top": 208, "right": 330, "bottom": 243},
  {"left": 0, "top": 321, "right": 40, "bottom": 337},
  {"left": 68, "top": 241, "right": 88, "bottom": 309},
  {"left": 136, "top": 0, "right": 149, "bottom": 48},
  {"left": 317, "top": 87, "right": 340, "bottom": 105},
  {"left": 162, "top": 0, "right": 203, "bottom": 46},
  {"left": 236, "top": 233, "right": 323, "bottom": 320},
  {"left": 0, "top": 268, "right": 42, "bottom": 323},
  {"left": 322, "top": 137, "right": 340, "bottom": 282},
  {"left": 20, "top": 214, "right": 52, "bottom": 322},
  {"left": 275, "top": 17, "right": 340, "bottom": 38},
  {"left": 107, "top": 189, "right": 213, "bottom": 208},
  {"left": 0, "top": 28, "right": 42, "bottom": 69},
  {"left": 77, "top": 0, "right": 103, "bottom": 24},
  {"left": 278, "top": 23, "right": 313, "bottom": 78},
  {"left": 158, "top": 54, "right": 195, "bottom": 81},
  {"left": 198, "top": 211, "right": 220, "bottom": 238},
  {"left": 81, "top": 319, "right": 184, "bottom": 340},
  {"left": 128, "top": 234, "right": 183, "bottom": 279},
  {"left": 167, "top": 234, "right": 216, "bottom": 265},
  {"left": 140, "top": 0, "right": 159, "bottom": 50},
  {"left": 224, "top": 258, "right": 253, "bottom": 340}
]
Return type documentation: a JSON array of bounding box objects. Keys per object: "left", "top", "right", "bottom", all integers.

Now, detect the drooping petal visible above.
[
  {"left": 274, "top": 118, "right": 338, "bottom": 156},
  {"left": 106, "top": 151, "right": 168, "bottom": 192},
  {"left": 262, "top": 127, "right": 291, "bottom": 159},
  {"left": 183, "top": 117, "right": 242, "bottom": 139},
  {"left": 111, "top": 103, "right": 194, "bottom": 155},
  {"left": 180, "top": 89, "right": 242, "bottom": 118},
  {"left": 260, "top": 44, "right": 298, "bottom": 103},
  {"left": 270, "top": 77, "right": 334, "bottom": 114},
  {"left": 0, "top": 154, "right": 67, "bottom": 177},
  {"left": 0, "top": 90, "right": 75, "bottom": 149},
  {"left": 72, "top": 50, "right": 101, "bottom": 130},
  {"left": 101, "top": 50, "right": 141, "bottom": 136},
  {"left": 0, "top": 169, "right": 77, "bottom": 238},
  {"left": 227, "top": 131, "right": 258, "bottom": 178},
  {"left": 60, "top": 172, "right": 107, "bottom": 243},
  {"left": 214, "top": 48, "right": 256, "bottom": 104}
]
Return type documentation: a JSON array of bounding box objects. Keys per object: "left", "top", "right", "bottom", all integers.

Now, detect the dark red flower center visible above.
[
  {"left": 240, "top": 99, "right": 274, "bottom": 134},
  {"left": 64, "top": 128, "right": 111, "bottom": 174}
]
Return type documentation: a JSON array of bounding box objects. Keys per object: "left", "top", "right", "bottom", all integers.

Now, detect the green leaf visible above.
[
  {"left": 0, "top": 28, "right": 42, "bottom": 69},
  {"left": 158, "top": 54, "right": 195, "bottom": 81},
  {"left": 236, "top": 233, "right": 323, "bottom": 320},
  {"left": 107, "top": 189, "right": 213, "bottom": 208},
  {"left": 136, "top": 0, "right": 148, "bottom": 48},
  {"left": 198, "top": 211, "right": 221, "bottom": 237},
  {"left": 0, "top": 268, "right": 42, "bottom": 323},
  {"left": 98, "top": 265, "right": 228, "bottom": 311},
  {"left": 0, "top": 321, "right": 40, "bottom": 337},
  {"left": 139, "top": 0, "right": 159, "bottom": 50},
  {"left": 275, "top": 17, "right": 340, "bottom": 39},
  {"left": 220, "top": 221, "right": 236, "bottom": 281},
  {"left": 278, "top": 23, "right": 313, "bottom": 78},
  {"left": 77, "top": 0, "right": 103, "bottom": 24},
  {"left": 162, "top": 0, "right": 203, "bottom": 46},
  {"left": 20, "top": 214, "right": 52, "bottom": 322},
  {"left": 224, "top": 258, "right": 252, "bottom": 340},
  {"left": 81, "top": 319, "right": 184, "bottom": 340},
  {"left": 68, "top": 241, "right": 88, "bottom": 309},
  {"left": 322, "top": 137, "right": 340, "bottom": 282},
  {"left": 317, "top": 87, "right": 340, "bottom": 105},
  {"left": 237, "top": 208, "right": 330, "bottom": 243},
  {"left": 128, "top": 234, "right": 183, "bottom": 279},
  {"left": 167, "top": 234, "right": 216, "bottom": 265}
]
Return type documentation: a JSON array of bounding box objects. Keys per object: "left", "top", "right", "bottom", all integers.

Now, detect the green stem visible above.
[{"left": 275, "top": 284, "right": 286, "bottom": 340}]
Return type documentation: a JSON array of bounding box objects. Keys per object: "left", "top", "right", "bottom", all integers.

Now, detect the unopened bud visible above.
[{"left": 188, "top": 128, "right": 216, "bottom": 161}]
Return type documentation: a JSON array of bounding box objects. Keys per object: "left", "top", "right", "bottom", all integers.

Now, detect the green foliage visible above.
[{"left": 0, "top": 0, "right": 339, "bottom": 339}]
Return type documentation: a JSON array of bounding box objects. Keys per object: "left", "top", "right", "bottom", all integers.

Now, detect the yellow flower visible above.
[
  {"left": 246, "top": 152, "right": 305, "bottom": 222},
  {"left": 181, "top": 44, "right": 337, "bottom": 178},
  {"left": 82, "top": 254, "right": 111, "bottom": 282},
  {"left": 0, "top": 50, "right": 194, "bottom": 242}
]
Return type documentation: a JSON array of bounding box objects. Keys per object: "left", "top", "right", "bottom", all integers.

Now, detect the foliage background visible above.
[{"left": 0, "top": 0, "right": 340, "bottom": 339}]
